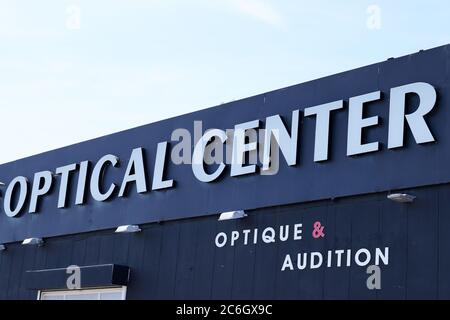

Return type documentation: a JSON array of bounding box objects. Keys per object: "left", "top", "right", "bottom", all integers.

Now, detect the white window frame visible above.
[{"left": 37, "top": 286, "right": 127, "bottom": 300}]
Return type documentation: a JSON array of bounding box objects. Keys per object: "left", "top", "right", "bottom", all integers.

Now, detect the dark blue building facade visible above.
[{"left": 0, "top": 44, "right": 449, "bottom": 299}]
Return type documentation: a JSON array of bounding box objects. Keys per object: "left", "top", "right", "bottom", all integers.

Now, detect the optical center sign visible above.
[{"left": 0, "top": 46, "right": 449, "bottom": 243}]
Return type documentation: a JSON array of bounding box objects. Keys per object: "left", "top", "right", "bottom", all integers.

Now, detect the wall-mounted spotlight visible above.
[
  {"left": 387, "top": 193, "right": 416, "bottom": 203},
  {"left": 0, "top": 244, "right": 6, "bottom": 251},
  {"left": 115, "top": 225, "right": 141, "bottom": 233},
  {"left": 22, "top": 238, "right": 44, "bottom": 246},
  {"left": 218, "top": 210, "right": 247, "bottom": 221}
]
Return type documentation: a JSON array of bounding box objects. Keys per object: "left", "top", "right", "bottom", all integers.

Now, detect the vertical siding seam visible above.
[
  {"left": 321, "top": 204, "right": 329, "bottom": 300},
  {"left": 0, "top": 246, "right": 3, "bottom": 283},
  {"left": 191, "top": 222, "right": 200, "bottom": 298},
  {"left": 209, "top": 219, "right": 219, "bottom": 299},
  {"left": 436, "top": 190, "right": 440, "bottom": 299},
  {"left": 153, "top": 228, "right": 163, "bottom": 298},
  {"left": 376, "top": 197, "right": 381, "bottom": 300},
  {"left": 347, "top": 206, "right": 353, "bottom": 300},
  {"left": 81, "top": 239, "right": 88, "bottom": 266},
  {"left": 135, "top": 229, "right": 148, "bottom": 290},
  {"left": 96, "top": 236, "right": 103, "bottom": 266},
  {"left": 230, "top": 221, "right": 237, "bottom": 300},
  {"left": 172, "top": 224, "right": 181, "bottom": 298},
  {"left": 14, "top": 248, "right": 26, "bottom": 299},
  {"left": 273, "top": 214, "right": 281, "bottom": 300},
  {"left": 19, "top": 248, "right": 37, "bottom": 299},
  {"left": 405, "top": 203, "right": 409, "bottom": 300},
  {"left": 125, "top": 234, "right": 132, "bottom": 266},
  {"left": 250, "top": 212, "right": 261, "bottom": 300}
]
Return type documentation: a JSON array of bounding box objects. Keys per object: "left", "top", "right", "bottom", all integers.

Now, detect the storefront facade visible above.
[{"left": 0, "top": 44, "right": 449, "bottom": 300}]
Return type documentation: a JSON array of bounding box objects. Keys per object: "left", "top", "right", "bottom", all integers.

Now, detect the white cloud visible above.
[{"left": 229, "top": 0, "right": 285, "bottom": 28}]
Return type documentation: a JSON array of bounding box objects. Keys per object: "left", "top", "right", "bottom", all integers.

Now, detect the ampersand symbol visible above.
[{"left": 312, "top": 221, "right": 325, "bottom": 239}]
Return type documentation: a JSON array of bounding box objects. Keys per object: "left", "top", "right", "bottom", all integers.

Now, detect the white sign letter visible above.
[
  {"left": 347, "top": 91, "right": 381, "bottom": 156},
  {"left": 119, "top": 148, "right": 148, "bottom": 196},
  {"left": 388, "top": 82, "right": 437, "bottom": 149},
  {"left": 192, "top": 129, "right": 227, "bottom": 182},
  {"left": 262, "top": 110, "right": 299, "bottom": 171},
  {"left": 305, "top": 100, "right": 344, "bottom": 162}
]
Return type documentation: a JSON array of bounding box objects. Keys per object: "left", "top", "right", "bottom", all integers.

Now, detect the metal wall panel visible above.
[
  {"left": 0, "top": 45, "right": 449, "bottom": 243},
  {"left": 0, "top": 183, "right": 448, "bottom": 300}
]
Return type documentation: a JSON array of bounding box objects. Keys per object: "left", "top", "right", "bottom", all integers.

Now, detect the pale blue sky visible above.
[{"left": 0, "top": 0, "right": 449, "bottom": 164}]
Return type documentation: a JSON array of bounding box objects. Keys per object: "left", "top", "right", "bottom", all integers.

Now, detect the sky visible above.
[{"left": 0, "top": 0, "right": 449, "bottom": 164}]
